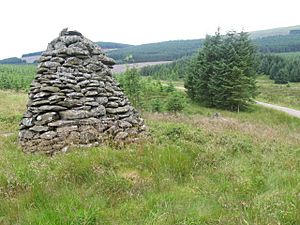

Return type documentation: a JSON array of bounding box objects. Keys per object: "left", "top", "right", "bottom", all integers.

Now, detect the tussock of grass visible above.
[{"left": 0, "top": 90, "right": 299, "bottom": 224}]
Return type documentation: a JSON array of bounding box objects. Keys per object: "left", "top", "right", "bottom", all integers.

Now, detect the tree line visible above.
[
  {"left": 253, "top": 34, "right": 300, "bottom": 53},
  {"left": 141, "top": 49, "right": 300, "bottom": 85},
  {"left": 140, "top": 57, "right": 190, "bottom": 80},
  {"left": 257, "top": 54, "right": 300, "bottom": 84}
]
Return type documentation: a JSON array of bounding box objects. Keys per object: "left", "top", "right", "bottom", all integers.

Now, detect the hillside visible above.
[
  {"left": 5, "top": 24, "right": 300, "bottom": 64},
  {"left": 107, "top": 39, "right": 203, "bottom": 63},
  {"left": 20, "top": 42, "right": 133, "bottom": 63},
  {"left": 0, "top": 57, "right": 25, "bottom": 64},
  {"left": 250, "top": 24, "right": 300, "bottom": 39},
  {"left": 253, "top": 34, "right": 300, "bottom": 53}
]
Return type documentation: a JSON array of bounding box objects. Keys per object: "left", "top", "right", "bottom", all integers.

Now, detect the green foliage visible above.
[
  {"left": 166, "top": 92, "right": 186, "bottom": 114},
  {"left": 185, "top": 30, "right": 258, "bottom": 111},
  {"left": 257, "top": 53, "right": 300, "bottom": 83},
  {"left": 0, "top": 65, "right": 35, "bottom": 91},
  {"left": 254, "top": 34, "right": 300, "bottom": 53},
  {"left": 140, "top": 57, "right": 191, "bottom": 80},
  {"left": 1, "top": 90, "right": 300, "bottom": 224},
  {"left": 117, "top": 70, "right": 185, "bottom": 112},
  {"left": 257, "top": 75, "right": 300, "bottom": 110},
  {"left": 118, "top": 67, "right": 142, "bottom": 107},
  {"left": 150, "top": 99, "right": 162, "bottom": 112}
]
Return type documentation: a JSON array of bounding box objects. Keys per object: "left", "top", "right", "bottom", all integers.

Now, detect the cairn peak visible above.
[{"left": 19, "top": 29, "right": 146, "bottom": 154}]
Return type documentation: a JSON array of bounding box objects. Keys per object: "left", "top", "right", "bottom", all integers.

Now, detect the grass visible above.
[
  {"left": 0, "top": 64, "right": 35, "bottom": 91},
  {"left": 275, "top": 51, "right": 300, "bottom": 59},
  {"left": 161, "top": 76, "right": 300, "bottom": 110},
  {"left": 257, "top": 75, "right": 300, "bottom": 110},
  {"left": 0, "top": 90, "right": 300, "bottom": 224}
]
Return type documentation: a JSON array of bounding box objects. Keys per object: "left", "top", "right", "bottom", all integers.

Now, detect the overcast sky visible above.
[{"left": 1, "top": 0, "right": 299, "bottom": 59}]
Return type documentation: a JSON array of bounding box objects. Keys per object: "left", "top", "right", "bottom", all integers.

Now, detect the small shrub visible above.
[
  {"left": 166, "top": 92, "right": 186, "bottom": 114},
  {"left": 151, "top": 99, "right": 163, "bottom": 112}
]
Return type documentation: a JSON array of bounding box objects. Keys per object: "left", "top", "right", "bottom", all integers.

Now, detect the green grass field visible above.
[
  {"left": 257, "top": 76, "right": 300, "bottom": 110},
  {"left": 0, "top": 90, "right": 300, "bottom": 224},
  {"left": 161, "top": 76, "right": 300, "bottom": 110},
  {"left": 275, "top": 51, "right": 300, "bottom": 59}
]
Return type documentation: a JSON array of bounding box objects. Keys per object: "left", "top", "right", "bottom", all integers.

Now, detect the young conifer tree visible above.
[{"left": 185, "top": 29, "right": 258, "bottom": 111}]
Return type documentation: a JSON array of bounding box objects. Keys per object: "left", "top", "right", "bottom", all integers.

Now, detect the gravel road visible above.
[
  {"left": 256, "top": 101, "right": 300, "bottom": 118},
  {"left": 173, "top": 85, "right": 300, "bottom": 119}
]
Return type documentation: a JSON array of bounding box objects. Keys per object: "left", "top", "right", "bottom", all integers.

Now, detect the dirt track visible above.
[{"left": 256, "top": 101, "right": 300, "bottom": 118}]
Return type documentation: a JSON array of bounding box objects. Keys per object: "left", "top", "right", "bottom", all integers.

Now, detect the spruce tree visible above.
[{"left": 185, "top": 30, "right": 258, "bottom": 111}]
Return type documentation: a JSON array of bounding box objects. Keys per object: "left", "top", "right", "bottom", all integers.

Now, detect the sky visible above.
[{"left": 1, "top": 0, "right": 300, "bottom": 59}]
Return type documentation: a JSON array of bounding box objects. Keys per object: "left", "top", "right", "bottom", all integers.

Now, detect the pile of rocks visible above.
[{"left": 19, "top": 29, "right": 146, "bottom": 154}]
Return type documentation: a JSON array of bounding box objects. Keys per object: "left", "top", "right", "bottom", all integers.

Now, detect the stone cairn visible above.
[{"left": 19, "top": 29, "right": 146, "bottom": 154}]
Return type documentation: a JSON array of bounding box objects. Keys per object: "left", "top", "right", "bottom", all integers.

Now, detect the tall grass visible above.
[
  {"left": 0, "top": 64, "right": 35, "bottom": 91},
  {"left": 257, "top": 75, "right": 300, "bottom": 110},
  {"left": 0, "top": 90, "right": 299, "bottom": 224}
]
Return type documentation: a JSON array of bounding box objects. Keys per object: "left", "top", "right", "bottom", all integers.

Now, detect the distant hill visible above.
[
  {"left": 95, "top": 42, "right": 133, "bottom": 50},
  {"left": 20, "top": 42, "right": 133, "bottom": 63},
  {"left": 8, "top": 24, "right": 300, "bottom": 64},
  {"left": 0, "top": 57, "right": 25, "bottom": 64},
  {"left": 249, "top": 25, "right": 300, "bottom": 39},
  {"left": 253, "top": 34, "right": 300, "bottom": 53},
  {"left": 107, "top": 39, "right": 204, "bottom": 63}
]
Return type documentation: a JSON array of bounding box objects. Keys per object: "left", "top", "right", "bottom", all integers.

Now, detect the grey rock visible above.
[
  {"left": 60, "top": 110, "right": 90, "bottom": 119},
  {"left": 85, "top": 91, "right": 98, "bottom": 96},
  {"left": 48, "top": 120, "right": 78, "bottom": 127},
  {"left": 73, "top": 106, "right": 91, "bottom": 111},
  {"left": 40, "top": 86, "right": 60, "bottom": 92},
  {"left": 33, "top": 92, "right": 51, "bottom": 98},
  {"left": 86, "top": 64, "right": 100, "bottom": 71},
  {"left": 54, "top": 42, "right": 66, "bottom": 49},
  {"left": 67, "top": 47, "right": 89, "bottom": 56},
  {"left": 36, "top": 112, "right": 59, "bottom": 125},
  {"left": 40, "top": 131, "right": 57, "bottom": 139},
  {"left": 49, "top": 95, "right": 65, "bottom": 102},
  {"left": 90, "top": 105, "right": 106, "bottom": 116},
  {"left": 78, "top": 118, "right": 101, "bottom": 125},
  {"left": 41, "top": 61, "right": 60, "bottom": 68},
  {"left": 118, "top": 121, "right": 132, "bottom": 128},
  {"left": 114, "top": 132, "right": 128, "bottom": 141},
  {"left": 29, "top": 125, "right": 49, "bottom": 132},
  {"left": 39, "top": 56, "right": 52, "bottom": 62},
  {"left": 106, "top": 102, "right": 119, "bottom": 108},
  {"left": 78, "top": 80, "right": 89, "bottom": 87},
  {"left": 51, "top": 57, "right": 65, "bottom": 63},
  {"left": 64, "top": 57, "right": 82, "bottom": 66},
  {"left": 60, "top": 35, "right": 82, "bottom": 45},
  {"left": 65, "top": 84, "right": 81, "bottom": 92},
  {"left": 19, "top": 29, "right": 146, "bottom": 153},
  {"left": 19, "top": 130, "right": 35, "bottom": 139},
  {"left": 106, "top": 106, "right": 130, "bottom": 114},
  {"left": 85, "top": 101, "right": 99, "bottom": 107},
  {"left": 23, "top": 111, "right": 33, "bottom": 118},
  {"left": 21, "top": 118, "right": 33, "bottom": 127},
  {"left": 31, "top": 100, "right": 50, "bottom": 106},
  {"left": 57, "top": 125, "right": 78, "bottom": 134},
  {"left": 60, "top": 77, "right": 77, "bottom": 84},
  {"left": 66, "top": 92, "right": 84, "bottom": 98},
  {"left": 95, "top": 97, "right": 108, "bottom": 105},
  {"left": 39, "top": 105, "right": 67, "bottom": 112}
]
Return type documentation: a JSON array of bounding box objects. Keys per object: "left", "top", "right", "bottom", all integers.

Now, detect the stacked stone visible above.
[{"left": 19, "top": 29, "right": 146, "bottom": 154}]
